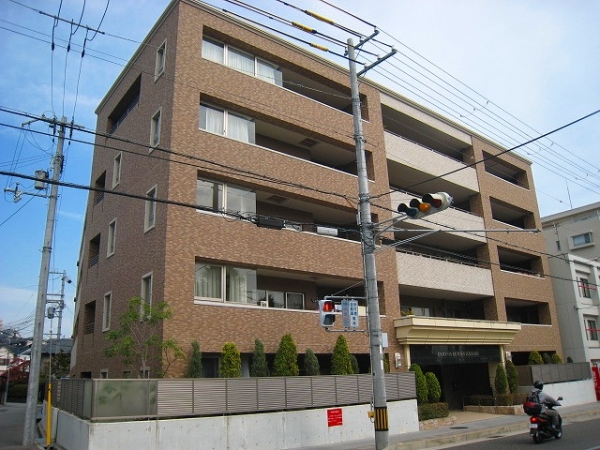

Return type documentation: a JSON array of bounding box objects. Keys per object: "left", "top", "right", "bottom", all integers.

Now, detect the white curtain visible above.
[
  {"left": 228, "top": 47, "right": 254, "bottom": 76},
  {"left": 202, "top": 38, "right": 224, "bottom": 64},
  {"left": 200, "top": 104, "right": 224, "bottom": 135},
  {"left": 257, "top": 60, "right": 282, "bottom": 86},
  {"left": 227, "top": 113, "right": 255, "bottom": 143},
  {"left": 195, "top": 264, "right": 222, "bottom": 299},
  {"left": 226, "top": 267, "right": 256, "bottom": 304},
  {"left": 226, "top": 185, "right": 256, "bottom": 216}
]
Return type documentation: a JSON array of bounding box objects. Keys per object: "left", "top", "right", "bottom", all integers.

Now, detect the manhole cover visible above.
[{"left": 450, "top": 426, "right": 468, "bottom": 429}]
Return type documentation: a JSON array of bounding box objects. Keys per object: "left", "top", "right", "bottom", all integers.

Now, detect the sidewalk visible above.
[
  {"left": 306, "top": 400, "right": 600, "bottom": 450},
  {"left": 0, "top": 403, "right": 43, "bottom": 450}
]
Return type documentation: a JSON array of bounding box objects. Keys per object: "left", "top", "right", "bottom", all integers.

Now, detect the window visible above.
[
  {"left": 155, "top": 39, "right": 166, "bottom": 79},
  {"left": 286, "top": 292, "right": 304, "bottom": 310},
  {"left": 401, "top": 306, "right": 433, "bottom": 317},
  {"left": 102, "top": 292, "right": 112, "bottom": 331},
  {"left": 202, "top": 37, "right": 282, "bottom": 86},
  {"left": 100, "top": 370, "right": 108, "bottom": 379},
  {"left": 142, "top": 273, "right": 153, "bottom": 308},
  {"left": 94, "top": 171, "right": 106, "bottom": 204},
  {"left": 112, "top": 152, "right": 122, "bottom": 187},
  {"left": 89, "top": 234, "right": 100, "bottom": 267},
  {"left": 199, "top": 104, "right": 255, "bottom": 144},
  {"left": 196, "top": 178, "right": 256, "bottom": 217},
  {"left": 586, "top": 317, "right": 599, "bottom": 341},
  {"left": 107, "top": 219, "right": 116, "bottom": 257},
  {"left": 572, "top": 232, "right": 593, "bottom": 247},
  {"left": 579, "top": 277, "right": 592, "bottom": 298},
  {"left": 194, "top": 262, "right": 256, "bottom": 304},
  {"left": 145, "top": 186, "right": 157, "bottom": 231},
  {"left": 150, "top": 108, "right": 161, "bottom": 149}
]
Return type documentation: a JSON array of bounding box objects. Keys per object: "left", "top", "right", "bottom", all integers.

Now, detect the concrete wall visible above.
[
  {"left": 518, "top": 379, "right": 595, "bottom": 406},
  {"left": 53, "top": 399, "right": 418, "bottom": 450}
]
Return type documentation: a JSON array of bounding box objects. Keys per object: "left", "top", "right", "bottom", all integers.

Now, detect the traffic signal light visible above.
[
  {"left": 318, "top": 299, "right": 336, "bottom": 327},
  {"left": 397, "top": 192, "right": 453, "bottom": 219}
]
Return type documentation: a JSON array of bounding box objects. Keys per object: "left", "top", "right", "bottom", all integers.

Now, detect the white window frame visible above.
[
  {"left": 196, "top": 177, "right": 256, "bottom": 217},
  {"left": 572, "top": 232, "right": 593, "bottom": 248},
  {"left": 150, "top": 108, "right": 162, "bottom": 150},
  {"left": 107, "top": 219, "right": 116, "bottom": 257},
  {"left": 202, "top": 37, "right": 282, "bottom": 86},
  {"left": 199, "top": 103, "right": 255, "bottom": 144},
  {"left": 102, "top": 292, "right": 112, "bottom": 331},
  {"left": 141, "top": 272, "right": 153, "bottom": 308},
  {"left": 155, "top": 39, "right": 167, "bottom": 80},
  {"left": 145, "top": 185, "right": 157, "bottom": 231},
  {"left": 585, "top": 317, "right": 599, "bottom": 341},
  {"left": 194, "top": 262, "right": 256, "bottom": 305},
  {"left": 112, "top": 152, "right": 122, "bottom": 188}
]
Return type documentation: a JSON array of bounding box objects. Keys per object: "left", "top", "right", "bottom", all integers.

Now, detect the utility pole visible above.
[
  {"left": 23, "top": 116, "right": 67, "bottom": 447},
  {"left": 347, "top": 36, "right": 396, "bottom": 450},
  {"left": 47, "top": 270, "right": 70, "bottom": 340}
]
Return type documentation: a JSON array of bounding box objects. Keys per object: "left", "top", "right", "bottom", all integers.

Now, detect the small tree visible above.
[
  {"left": 506, "top": 360, "right": 519, "bottom": 394},
  {"left": 542, "top": 353, "right": 552, "bottom": 364},
  {"left": 350, "top": 354, "right": 360, "bottom": 374},
  {"left": 104, "top": 297, "right": 184, "bottom": 378},
  {"left": 331, "top": 335, "right": 353, "bottom": 375},
  {"left": 425, "top": 372, "right": 441, "bottom": 403},
  {"left": 273, "top": 334, "right": 299, "bottom": 376},
  {"left": 251, "top": 339, "right": 269, "bottom": 377},
  {"left": 551, "top": 353, "right": 563, "bottom": 364},
  {"left": 528, "top": 350, "right": 544, "bottom": 365},
  {"left": 186, "top": 340, "right": 203, "bottom": 378},
  {"left": 219, "top": 342, "right": 241, "bottom": 378},
  {"left": 494, "top": 364, "right": 508, "bottom": 395},
  {"left": 567, "top": 356, "right": 574, "bottom": 363},
  {"left": 409, "top": 363, "right": 428, "bottom": 405},
  {"left": 304, "top": 348, "right": 320, "bottom": 376}
]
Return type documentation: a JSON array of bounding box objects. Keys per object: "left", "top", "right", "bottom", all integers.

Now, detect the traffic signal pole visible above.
[{"left": 347, "top": 37, "right": 394, "bottom": 450}]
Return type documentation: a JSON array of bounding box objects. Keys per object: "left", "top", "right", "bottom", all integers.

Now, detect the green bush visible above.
[
  {"left": 350, "top": 354, "right": 360, "bottom": 374},
  {"left": 495, "top": 394, "right": 513, "bottom": 406},
  {"left": 304, "top": 348, "right": 320, "bottom": 376},
  {"left": 551, "top": 353, "right": 563, "bottom": 364},
  {"left": 528, "top": 351, "right": 543, "bottom": 365},
  {"left": 567, "top": 356, "right": 574, "bottom": 363},
  {"left": 425, "top": 372, "right": 441, "bottom": 403},
  {"left": 273, "top": 333, "right": 299, "bottom": 376},
  {"left": 219, "top": 342, "right": 241, "bottom": 378},
  {"left": 331, "top": 335, "right": 353, "bottom": 375},
  {"left": 542, "top": 353, "right": 552, "bottom": 364},
  {"left": 465, "top": 395, "right": 495, "bottom": 406},
  {"left": 251, "top": 339, "right": 269, "bottom": 377},
  {"left": 185, "top": 340, "right": 203, "bottom": 378},
  {"left": 494, "top": 364, "right": 508, "bottom": 395},
  {"left": 418, "top": 402, "right": 449, "bottom": 421},
  {"left": 506, "top": 360, "right": 519, "bottom": 394},
  {"left": 409, "top": 363, "right": 428, "bottom": 405}
]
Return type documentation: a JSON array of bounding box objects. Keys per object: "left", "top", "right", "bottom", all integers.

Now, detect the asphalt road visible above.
[{"left": 437, "top": 417, "right": 600, "bottom": 450}]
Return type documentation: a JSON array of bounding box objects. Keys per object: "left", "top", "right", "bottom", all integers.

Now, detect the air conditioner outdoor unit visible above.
[{"left": 259, "top": 301, "right": 268, "bottom": 307}]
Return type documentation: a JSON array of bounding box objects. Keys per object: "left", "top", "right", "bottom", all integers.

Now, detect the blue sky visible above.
[{"left": 1, "top": 0, "right": 599, "bottom": 338}]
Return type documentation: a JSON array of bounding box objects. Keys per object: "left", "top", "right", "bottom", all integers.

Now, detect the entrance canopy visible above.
[{"left": 394, "top": 316, "right": 521, "bottom": 345}]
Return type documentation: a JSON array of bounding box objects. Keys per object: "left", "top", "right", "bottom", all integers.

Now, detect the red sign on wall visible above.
[{"left": 327, "top": 408, "right": 343, "bottom": 427}]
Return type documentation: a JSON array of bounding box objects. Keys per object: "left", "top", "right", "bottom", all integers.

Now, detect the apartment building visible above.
[
  {"left": 71, "top": 0, "right": 561, "bottom": 408},
  {"left": 542, "top": 203, "right": 600, "bottom": 366}
]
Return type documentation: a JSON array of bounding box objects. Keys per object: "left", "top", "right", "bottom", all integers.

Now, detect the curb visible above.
[{"left": 387, "top": 407, "right": 600, "bottom": 450}]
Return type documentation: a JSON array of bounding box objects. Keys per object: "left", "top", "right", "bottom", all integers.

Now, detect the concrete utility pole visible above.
[
  {"left": 347, "top": 37, "right": 395, "bottom": 450},
  {"left": 47, "top": 270, "right": 70, "bottom": 340},
  {"left": 23, "top": 116, "right": 67, "bottom": 447}
]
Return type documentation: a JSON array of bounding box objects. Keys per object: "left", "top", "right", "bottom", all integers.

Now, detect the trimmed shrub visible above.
[
  {"left": 219, "top": 342, "right": 241, "bottom": 378},
  {"left": 186, "top": 340, "right": 203, "bottom": 378},
  {"left": 542, "top": 353, "right": 552, "bottom": 364},
  {"left": 418, "top": 402, "right": 449, "bottom": 421},
  {"left": 350, "top": 354, "right": 360, "bottom": 374},
  {"left": 251, "top": 339, "right": 269, "bottom": 377},
  {"left": 425, "top": 372, "right": 441, "bottom": 403},
  {"left": 409, "top": 363, "right": 428, "bottom": 405},
  {"left": 551, "top": 353, "right": 563, "bottom": 364},
  {"left": 304, "top": 348, "right": 320, "bottom": 376},
  {"left": 331, "top": 335, "right": 353, "bottom": 375},
  {"left": 273, "top": 334, "right": 299, "bottom": 376},
  {"left": 528, "top": 351, "right": 543, "bottom": 365},
  {"left": 567, "top": 356, "right": 574, "bottom": 363},
  {"left": 506, "top": 360, "right": 519, "bottom": 394},
  {"left": 494, "top": 364, "right": 508, "bottom": 395}
]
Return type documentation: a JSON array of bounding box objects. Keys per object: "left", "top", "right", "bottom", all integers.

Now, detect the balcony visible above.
[
  {"left": 385, "top": 132, "right": 478, "bottom": 197},
  {"left": 396, "top": 251, "right": 493, "bottom": 299},
  {"left": 394, "top": 316, "right": 521, "bottom": 345}
]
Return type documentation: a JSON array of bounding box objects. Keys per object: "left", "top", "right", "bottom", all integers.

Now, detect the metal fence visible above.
[
  {"left": 516, "top": 362, "right": 591, "bottom": 386},
  {"left": 56, "top": 372, "right": 416, "bottom": 421}
]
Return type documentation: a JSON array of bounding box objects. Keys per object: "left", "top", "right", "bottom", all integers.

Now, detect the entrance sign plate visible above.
[{"left": 327, "top": 408, "right": 343, "bottom": 427}]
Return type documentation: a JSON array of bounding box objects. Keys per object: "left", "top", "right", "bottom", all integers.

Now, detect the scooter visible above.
[{"left": 528, "top": 396, "right": 563, "bottom": 444}]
